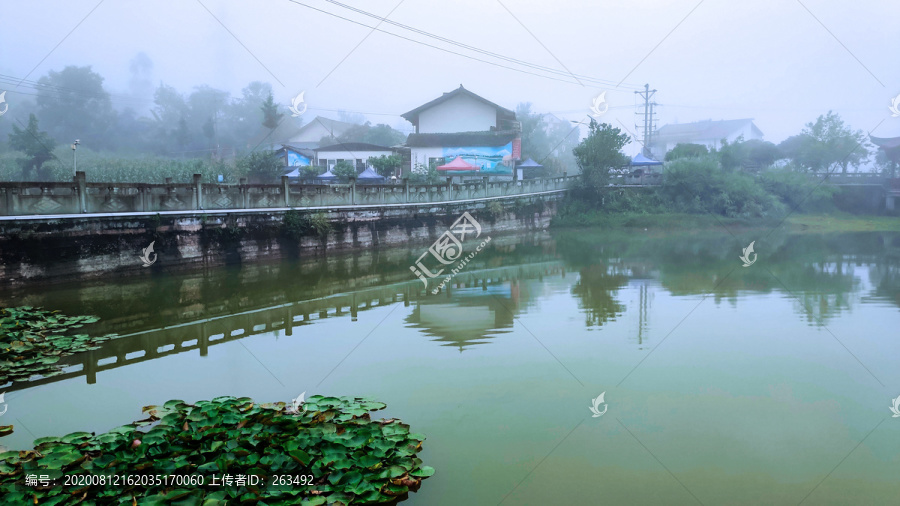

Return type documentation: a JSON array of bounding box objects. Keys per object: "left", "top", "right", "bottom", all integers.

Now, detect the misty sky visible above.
[{"left": 3, "top": 0, "right": 899, "bottom": 157}]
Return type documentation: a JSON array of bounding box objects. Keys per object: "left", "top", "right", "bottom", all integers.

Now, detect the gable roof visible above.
[
  {"left": 401, "top": 85, "right": 516, "bottom": 127},
  {"left": 315, "top": 142, "right": 394, "bottom": 152},
  {"left": 654, "top": 119, "right": 763, "bottom": 144},
  {"left": 282, "top": 116, "right": 359, "bottom": 143}
]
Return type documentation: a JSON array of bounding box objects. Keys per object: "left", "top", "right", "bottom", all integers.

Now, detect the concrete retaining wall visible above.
[{"left": 0, "top": 193, "right": 562, "bottom": 286}]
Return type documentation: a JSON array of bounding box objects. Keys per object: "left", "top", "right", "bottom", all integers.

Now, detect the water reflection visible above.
[{"left": 3, "top": 230, "right": 900, "bottom": 393}]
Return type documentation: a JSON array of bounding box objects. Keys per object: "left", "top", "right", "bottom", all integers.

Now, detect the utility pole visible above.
[{"left": 635, "top": 84, "right": 657, "bottom": 157}]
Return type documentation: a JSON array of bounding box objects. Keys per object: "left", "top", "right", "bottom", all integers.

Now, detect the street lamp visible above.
[{"left": 71, "top": 139, "right": 80, "bottom": 175}]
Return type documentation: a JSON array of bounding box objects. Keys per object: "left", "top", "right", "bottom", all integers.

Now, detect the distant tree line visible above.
[{"left": 0, "top": 64, "right": 406, "bottom": 182}]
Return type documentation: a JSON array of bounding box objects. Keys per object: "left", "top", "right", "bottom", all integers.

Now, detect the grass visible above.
[
  {"left": 553, "top": 211, "right": 899, "bottom": 234},
  {"left": 784, "top": 213, "right": 900, "bottom": 233}
]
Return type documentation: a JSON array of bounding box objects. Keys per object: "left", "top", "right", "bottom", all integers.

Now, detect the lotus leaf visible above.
[{"left": 0, "top": 396, "right": 433, "bottom": 504}]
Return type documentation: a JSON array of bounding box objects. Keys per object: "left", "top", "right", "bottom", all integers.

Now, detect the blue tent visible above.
[
  {"left": 631, "top": 153, "right": 663, "bottom": 166},
  {"left": 516, "top": 157, "right": 544, "bottom": 169},
  {"left": 357, "top": 166, "right": 386, "bottom": 184}
]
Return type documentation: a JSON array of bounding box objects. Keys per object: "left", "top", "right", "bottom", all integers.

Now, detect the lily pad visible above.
[{"left": 0, "top": 396, "right": 434, "bottom": 504}]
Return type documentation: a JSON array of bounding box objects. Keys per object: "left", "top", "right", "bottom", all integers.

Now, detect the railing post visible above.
[
  {"left": 282, "top": 175, "right": 290, "bottom": 207},
  {"left": 446, "top": 176, "right": 453, "bottom": 201},
  {"left": 404, "top": 176, "right": 410, "bottom": 203},
  {"left": 239, "top": 178, "right": 248, "bottom": 208},
  {"left": 192, "top": 173, "right": 203, "bottom": 210},
  {"left": 483, "top": 176, "right": 489, "bottom": 197},
  {"left": 75, "top": 171, "right": 87, "bottom": 213},
  {"left": 350, "top": 176, "right": 356, "bottom": 205}
]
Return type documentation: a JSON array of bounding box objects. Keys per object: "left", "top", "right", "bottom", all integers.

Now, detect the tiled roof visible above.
[{"left": 654, "top": 119, "right": 763, "bottom": 143}]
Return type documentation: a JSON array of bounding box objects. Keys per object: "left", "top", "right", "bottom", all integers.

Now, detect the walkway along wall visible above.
[{"left": 0, "top": 192, "right": 563, "bottom": 286}]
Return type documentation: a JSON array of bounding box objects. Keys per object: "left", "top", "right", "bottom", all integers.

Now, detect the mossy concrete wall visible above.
[{"left": 0, "top": 193, "right": 561, "bottom": 286}]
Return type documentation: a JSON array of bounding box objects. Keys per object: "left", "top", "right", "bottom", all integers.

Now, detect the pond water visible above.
[{"left": 2, "top": 227, "right": 900, "bottom": 505}]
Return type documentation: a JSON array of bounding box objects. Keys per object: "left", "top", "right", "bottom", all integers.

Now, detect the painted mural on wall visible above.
[
  {"left": 443, "top": 143, "right": 513, "bottom": 174},
  {"left": 287, "top": 150, "right": 311, "bottom": 166}
]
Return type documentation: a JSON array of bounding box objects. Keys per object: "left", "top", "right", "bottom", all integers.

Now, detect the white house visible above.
[
  {"left": 400, "top": 85, "right": 520, "bottom": 177},
  {"left": 649, "top": 119, "right": 764, "bottom": 159},
  {"left": 282, "top": 116, "right": 359, "bottom": 149},
  {"left": 314, "top": 142, "right": 394, "bottom": 171}
]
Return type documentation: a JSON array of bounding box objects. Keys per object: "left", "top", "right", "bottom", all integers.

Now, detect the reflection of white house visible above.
[
  {"left": 314, "top": 142, "right": 394, "bottom": 170},
  {"left": 401, "top": 85, "right": 521, "bottom": 177},
  {"left": 282, "top": 116, "right": 359, "bottom": 149},
  {"left": 649, "top": 119, "right": 764, "bottom": 159}
]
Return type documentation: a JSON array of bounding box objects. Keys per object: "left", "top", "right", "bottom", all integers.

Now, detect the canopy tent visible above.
[
  {"left": 437, "top": 156, "right": 479, "bottom": 172},
  {"left": 284, "top": 168, "right": 302, "bottom": 178},
  {"left": 514, "top": 157, "right": 544, "bottom": 180},
  {"left": 357, "top": 166, "right": 386, "bottom": 183},
  {"left": 315, "top": 168, "right": 338, "bottom": 181},
  {"left": 630, "top": 153, "right": 663, "bottom": 166},
  {"left": 516, "top": 157, "right": 544, "bottom": 169}
]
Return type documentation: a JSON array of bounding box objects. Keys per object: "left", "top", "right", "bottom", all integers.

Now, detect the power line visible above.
[
  {"left": 0, "top": 74, "right": 151, "bottom": 108},
  {"left": 318, "top": 0, "right": 642, "bottom": 90},
  {"left": 285, "top": 0, "right": 639, "bottom": 91}
]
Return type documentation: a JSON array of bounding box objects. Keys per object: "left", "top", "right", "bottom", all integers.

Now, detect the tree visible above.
[
  {"left": 778, "top": 112, "right": 869, "bottom": 173},
  {"left": 336, "top": 122, "right": 406, "bottom": 146},
  {"left": 408, "top": 161, "right": 442, "bottom": 184},
  {"left": 260, "top": 93, "right": 283, "bottom": 131},
  {"left": 35, "top": 66, "right": 116, "bottom": 149},
  {"left": 875, "top": 149, "right": 898, "bottom": 178},
  {"left": 516, "top": 103, "right": 578, "bottom": 175},
  {"left": 718, "top": 137, "right": 779, "bottom": 171},
  {"left": 8, "top": 114, "right": 58, "bottom": 180},
  {"left": 572, "top": 120, "right": 630, "bottom": 197},
  {"left": 369, "top": 154, "right": 402, "bottom": 177},
  {"left": 665, "top": 143, "right": 709, "bottom": 161},
  {"left": 332, "top": 160, "right": 357, "bottom": 179},
  {"left": 240, "top": 150, "right": 282, "bottom": 183},
  {"left": 174, "top": 117, "right": 192, "bottom": 152}
]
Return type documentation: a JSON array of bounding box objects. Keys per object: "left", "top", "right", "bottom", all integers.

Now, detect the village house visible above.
[
  {"left": 281, "top": 116, "right": 359, "bottom": 149},
  {"left": 314, "top": 142, "right": 395, "bottom": 171},
  {"left": 400, "top": 85, "right": 521, "bottom": 179},
  {"left": 649, "top": 118, "right": 764, "bottom": 159}
]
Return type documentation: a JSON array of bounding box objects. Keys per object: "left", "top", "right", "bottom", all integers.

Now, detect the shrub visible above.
[
  {"left": 659, "top": 156, "right": 784, "bottom": 218},
  {"left": 757, "top": 167, "right": 835, "bottom": 212}
]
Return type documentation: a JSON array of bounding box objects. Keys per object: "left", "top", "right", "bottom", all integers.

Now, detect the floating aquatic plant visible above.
[
  {"left": 0, "top": 306, "right": 112, "bottom": 385},
  {"left": 0, "top": 395, "right": 434, "bottom": 504}
]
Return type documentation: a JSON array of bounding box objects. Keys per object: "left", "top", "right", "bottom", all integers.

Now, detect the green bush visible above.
[
  {"left": 757, "top": 167, "right": 835, "bottom": 212},
  {"left": 659, "top": 156, "right": 784, "bottom": 218}
]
